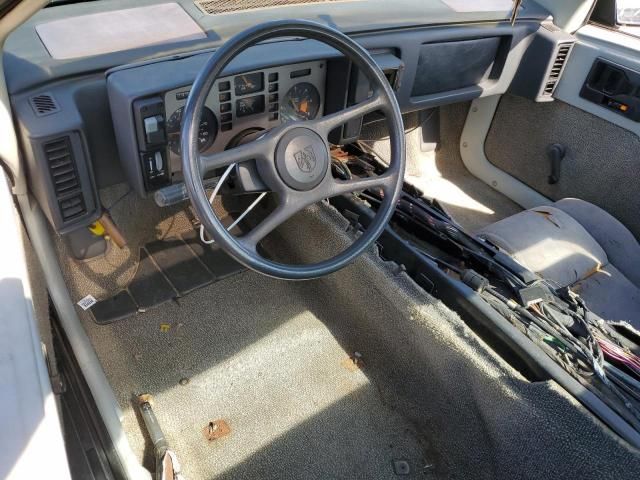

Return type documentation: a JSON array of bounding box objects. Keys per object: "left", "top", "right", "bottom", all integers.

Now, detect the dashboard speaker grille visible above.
[
  {"left": 195, "top": 0, "right": 346, "bottom": 14},
  {"left": 43, "top": 136, "right": 87, "bottom": 221},
  {"left": 29, "top": 92, "right": 60, "bottom": 117}
]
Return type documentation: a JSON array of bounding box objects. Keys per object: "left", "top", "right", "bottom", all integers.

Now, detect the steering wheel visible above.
[{"left": 181, "top": 20, "right": 405, "bottom": 280}]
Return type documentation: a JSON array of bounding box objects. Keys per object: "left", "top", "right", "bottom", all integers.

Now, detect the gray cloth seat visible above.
[{"left": 478, "top": 198, "right": 640, "bottom": 330}]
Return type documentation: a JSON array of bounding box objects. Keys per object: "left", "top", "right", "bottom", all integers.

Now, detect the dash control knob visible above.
[{"left": 143, "top": 115, "right": 166, "bottom": 145}]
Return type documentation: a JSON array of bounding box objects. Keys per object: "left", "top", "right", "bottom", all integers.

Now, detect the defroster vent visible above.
[
  {"left": 43, "top": 137, "right": 87, "bottom": 221},
  {"left": 195, "top": 0, "right": 345, "bottom": 14},
  {"left": 542, "top": 43, "right": 573, "bottom": 97}
]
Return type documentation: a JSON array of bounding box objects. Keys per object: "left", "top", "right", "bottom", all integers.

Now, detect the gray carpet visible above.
[
  {"left": 82, "top": 271, "right": 431, "bottom": 480},
  {"left": 43, "top": 109, "right": 640, "bottom": 479},
  {"left": 485, "top": 94, "right": 640, "bottom": 239},
  {"left": 360, "top": 104, "right": 521, "bottom": 232},
  {"left": 51, "top": 199, "right": 640, "bottom": 480}
]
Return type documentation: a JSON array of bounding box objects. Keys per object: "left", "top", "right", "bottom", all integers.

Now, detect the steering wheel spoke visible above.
[
  {"left": 312, "top": 92, "right": 385, "bottom": 137},
  {"left": 238, "top": 190, "right": 318, "bottom": 250},
  {"left": 239, "top": 203, "right": 290, "bottom": 251},
  {"left": 239, "top": 169, "right": 392, "bottom": 251},
  {"left": 329, "top": 171, "right": 394, "bottom": 197},
  {"left": 199, "top": 133, "right": 274, "bottom": 175}
]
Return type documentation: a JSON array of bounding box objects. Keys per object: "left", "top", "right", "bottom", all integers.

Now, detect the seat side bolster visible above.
[{"left": 555, "top": 198, "right": 640, "bottom": 288}]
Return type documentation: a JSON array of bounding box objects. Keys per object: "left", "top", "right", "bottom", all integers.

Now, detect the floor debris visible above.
[
  {"left": 204, "top": 419, "right": 231, "bottom": 441},
  {"left": 392, "top": 459, "right": 411, "bottom": 475},
  {"left": 341, "top": 351, "right": 365, "bottom": 371}
]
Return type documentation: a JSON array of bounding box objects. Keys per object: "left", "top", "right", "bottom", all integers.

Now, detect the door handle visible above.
[{"left": 547, "top": 144, "right": 566, "bottom": 185}]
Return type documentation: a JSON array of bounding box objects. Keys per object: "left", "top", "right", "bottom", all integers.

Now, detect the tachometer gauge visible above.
[
  {"left": 166, "top": 106, "right": 218, "bottom": 155},
  {"left": 280, "top": 82, "right": 321, "bottom": 122},
  {"left": 234, "top": 72, "right": 264, "bottom": 96}
]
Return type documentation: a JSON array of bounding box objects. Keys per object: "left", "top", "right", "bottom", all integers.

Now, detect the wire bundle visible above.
[
  {"left": 597, "top": 334, "right": 640, "bottom": 377},
  {"left": 363, "top": 173, "right": 640, "bottom": 431}
]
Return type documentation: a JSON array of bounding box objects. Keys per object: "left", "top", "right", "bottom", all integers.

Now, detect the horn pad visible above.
[{"left": 275, "top": 127, "right": 329, "bottom": 191}]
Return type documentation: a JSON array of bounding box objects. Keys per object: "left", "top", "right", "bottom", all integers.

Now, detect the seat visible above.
[{"left": 477, "top": 198, "right": 640, "bottom": 330}]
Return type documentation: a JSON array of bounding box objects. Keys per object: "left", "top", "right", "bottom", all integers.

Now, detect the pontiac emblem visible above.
[{"left": 293, "top": 145, "right": 317, "bottom": 173}]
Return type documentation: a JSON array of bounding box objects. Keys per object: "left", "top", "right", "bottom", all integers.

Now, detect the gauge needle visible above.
[{"left": 300, "top": 100, "right": 308, "bottom": 114}]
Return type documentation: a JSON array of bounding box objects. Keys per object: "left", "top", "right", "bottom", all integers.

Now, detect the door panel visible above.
[
  {"left": 485, "top": 93, "right": 640, "bottom": 238},
  {"left": 484, "top": 24, "right": 640, "bottom": 238},
  {"left": 555, "top": 25, "right": 640, "bottom": 137}
]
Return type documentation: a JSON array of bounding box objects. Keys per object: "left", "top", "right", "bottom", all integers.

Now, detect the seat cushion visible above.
[
  {"left": 477, "top": 206, "right": 607, "bottom": 288},
  {"left": 555, "top": 198, "right": 640, "bottom": 288},
  {"left": 572, "top": 265, "right": 640, "bottom": 326},
  {"left": 478, "top": 200, "right": 640, "bottom": 329}
]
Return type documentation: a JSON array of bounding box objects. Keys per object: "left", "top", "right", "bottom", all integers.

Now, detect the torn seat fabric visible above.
[{"left": 478, "top": 198, "right": 640, "bottom": 330}]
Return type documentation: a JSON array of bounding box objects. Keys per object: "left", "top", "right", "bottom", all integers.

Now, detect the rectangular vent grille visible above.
[
  {"left": 543, "top": 43, "right": 573, "bottom": 96},
  {"left": 43, "top": 137, "right": 86, "bottom": 221},
  {"left": 195, "top": 0, "right": 346, "bottom": 14},
  {"left": 29, "top": 93, "right": 60, "bottom": 117}
]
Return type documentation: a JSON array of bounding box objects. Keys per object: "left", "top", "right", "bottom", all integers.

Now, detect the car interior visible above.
[{"left": 1, "top": 0, "right": 640, "bottom": 479}]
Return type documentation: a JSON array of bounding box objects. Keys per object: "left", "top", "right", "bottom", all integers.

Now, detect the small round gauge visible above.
[
  {"left": 280, "top": 82, "right": 321, "bottom": 122},
  {"left": 166, "top": 106, "right": 218, "bottom": 155}
]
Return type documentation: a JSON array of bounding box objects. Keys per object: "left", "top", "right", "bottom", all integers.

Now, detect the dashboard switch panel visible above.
[
  {"left": 141, "top": 150, "right": 169, "bottom": 190},
  {"left": 133, "top": 97, "right": 170, "bottom": 190}
]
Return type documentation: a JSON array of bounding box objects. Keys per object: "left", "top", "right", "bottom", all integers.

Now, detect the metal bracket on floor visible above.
[{"left": 137, "top": 394, "right": 185, "bottom": 480}]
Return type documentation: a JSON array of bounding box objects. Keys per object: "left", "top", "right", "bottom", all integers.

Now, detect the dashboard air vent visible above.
[
  {"left": 43, "top": 137, "right": 86, "bottom": 221},
  {"left": 542, "top": 43, "right": 573, "bottom": 97},
  {"left": 195, "top": 0, "right": 344, "bottom": 14},
  {"left": 29, "top": 93, "right": 60, "bottom": 117}
]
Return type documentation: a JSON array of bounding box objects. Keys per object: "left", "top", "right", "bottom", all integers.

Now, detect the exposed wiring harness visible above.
[{"left": 342, "top": 152, "right": 640, "bottom": 431}]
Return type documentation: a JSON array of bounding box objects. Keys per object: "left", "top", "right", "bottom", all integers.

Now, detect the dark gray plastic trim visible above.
[
  {"left": 26, "top": 130, "right": 99, "bottom": 235},
  {"left": 509, "top": 23, "right": 576, "bottom": 102},
  {"left": 13, "top": 80, "right": 107, "bottom": 233},
  {"left": 107, "top": 21, "right": 538, "bottom": 198},
  {"left": 3, "top": 0, "right": 549, "bottom": 94}
]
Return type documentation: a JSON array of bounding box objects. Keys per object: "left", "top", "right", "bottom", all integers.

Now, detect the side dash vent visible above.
[
  {"left": 43, "top": 137, "right": 87, "bottom": 222},
  {"left": 29, "top": 93, "right": 60, "bottom": 117},
  {"left": 542, "top": 43, "right": 573, "bottom": 97}
]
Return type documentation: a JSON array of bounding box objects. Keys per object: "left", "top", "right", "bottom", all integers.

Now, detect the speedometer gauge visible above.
[
  {"left": 166, "top": 106, "right": 218, "bottom": 156},
  {"left": 280, "top": 82, "right": 321, "bottom": 122}
]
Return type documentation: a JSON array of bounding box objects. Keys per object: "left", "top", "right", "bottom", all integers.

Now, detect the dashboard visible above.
[
  {"left": 105, "top": 42, "right": 391, "bottom": 200},
  {"left": 158, "top": 60, "right": 326, "bottom": 187},
  {"left": 5, "top": 0, "right": 558, "bottom": 242},
  {"left": 109, "top": 56, "right": 334, "bottom": 196}
]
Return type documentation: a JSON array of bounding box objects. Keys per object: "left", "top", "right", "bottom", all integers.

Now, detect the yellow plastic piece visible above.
[{"left": 89, "top": 221, "right": 106, "bottom": 236}]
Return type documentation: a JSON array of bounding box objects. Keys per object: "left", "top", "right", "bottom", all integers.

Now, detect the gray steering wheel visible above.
[{"left": 181, "top": 20, "right": 405, "bottom": 280}]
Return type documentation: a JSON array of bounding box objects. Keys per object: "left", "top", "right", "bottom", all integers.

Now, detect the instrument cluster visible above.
[{"left": 163, "top": 60, "right": 326, "bottom": 176}]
